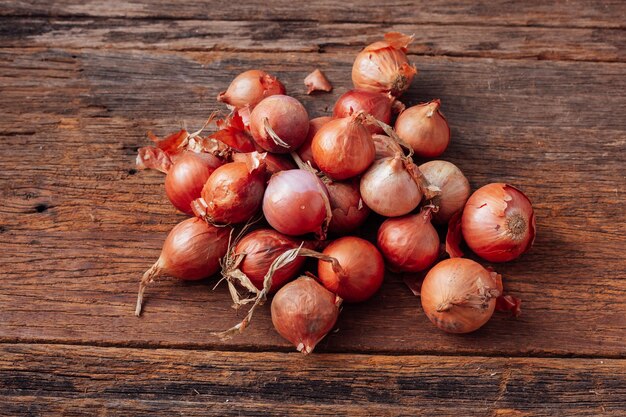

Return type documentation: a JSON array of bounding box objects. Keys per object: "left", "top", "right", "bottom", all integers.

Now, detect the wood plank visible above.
[
  {"left": 0, "top": 343, "right": 624, "bottom": 416},
  {"left": 0, "top": 47, "right": 624, "bottom": 356},
  {"left": 0, "top": 17, "right": 624, "bottom": 62},
  {"left": 2, "top": 0, "right": 625, "bottom": 29}
]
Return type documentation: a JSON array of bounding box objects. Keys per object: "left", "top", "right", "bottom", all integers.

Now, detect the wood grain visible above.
[
  {"left": 1, "top": 343, "right": 624, "bottom": 416},
  {"left": 0, "top": 47, "right": 624, "bottom": 356},
  {"left": 2, "top": 0, "right": 625, "bottom": 29},
  {"left": 1, "top": 17, "right": 624, "bottom": 62}
]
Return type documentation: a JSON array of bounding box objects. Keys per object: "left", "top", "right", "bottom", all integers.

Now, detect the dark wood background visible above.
[{"left": 0, "top": 1, "right": 624, "bottom": 415}]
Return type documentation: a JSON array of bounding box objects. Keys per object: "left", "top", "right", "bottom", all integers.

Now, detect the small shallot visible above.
[
  {"left": 164, "top": 151, "right": 223, "bottom": 215},
  {"left": 462, "top": 183, "right": 536, "bottom": 262},
  {"left": 250, "top": 95, "right": 309, "bottom": 153},
  {"left": 311, "top": 113, "right": 375, "bottom": 180},
  {"left": 271, "top": 276, "right": 342, "bottom": 354},
  {"left": 377, "top": 208, "right": 440, "bottom": 272},
  {"left": 135, "top": 218, "right": 231, "bottom": 316},
  {"left": 192, "top": 161, "right": 265, "bottom": 224},
  {"left": 395, "top": 99, "right": 450, "bottom": 157},
  {"left": 421, "top": 258, "right": 501, "bottom": 333},
  {"left": 419, "top": 160, "right": 470, "bottom": 223},
  {"left": 217, "top": 69, "right": 285, "bottom": 109},
  {"left": 352, "top": 32, "right": 417, "bottom": 97}
]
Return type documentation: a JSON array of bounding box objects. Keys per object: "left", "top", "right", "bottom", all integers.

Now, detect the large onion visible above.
[{"left": 249, "top": 95, "right": 309, "bottom": 153}]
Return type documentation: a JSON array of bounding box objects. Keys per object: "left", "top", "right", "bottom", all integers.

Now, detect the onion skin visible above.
[
  {"left": 232, "top": 151, "right": 295, "bottom": 177},
  {"left": 373, "top": 134, "right": 403, "bottom": 160},
  {"left": 199, "top": 161, "right": 265, "bottom": 224},
  {"left": 333, "top": 89, "right": 392, "bottom": 133},
  {"left": 217, "top": 70, "right": 285, "bottom": 109},
  {"left": 395, "top": 99, "right": 450, "bottom": 158},
  {"left": 351, "top": 32, "right": 417, "bottom": 97},
  {"left": 421, "top": 258, "right": 500, "bottom": 333},
  {"left": 250, "top": 95, "right": 309, "bottom": 153},
  {"left": 304, "top": 69, "right": 332, "bottom": 94},
  {"left": 311, "top": 114, "right": 375, "bottom": 180},
  {"left": 271, "top": 276, "right": 341, "bottom": 354},
  {"left": 419, "top": 160, "right": 470, "bottom": 223},
  {"left": 360, "top": 155, "right": 422, "bottom": 217},
  {"left": 462, "top": 183, "right": 536, "bottom": 262},
  {"left": 135, "top": 218, "right": 231, "bottom": 316},
  {"left": 235, "top": 229, "right": 306, "bottom": 292},
  {"left": 164, "top": 151, "right": 223, "bottom": 215},
  {"left": 262, "top": 169, "right": 331, "bottom": 237},
  {"left": 377, "top": 210, "right": 440, "bottom": 272},
  {"left": 297, "top": 116, "right": 333, "bottom": 170},
  {"left": 326, "top": 179, "right": 370, "bottom": 235},
  {"left": 318, "top": 237, "right": 384, "bottom": 302}
]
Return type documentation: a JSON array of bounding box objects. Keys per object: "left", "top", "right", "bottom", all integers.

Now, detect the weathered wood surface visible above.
[
  {"left": 0, "top": 46, "right": 624, "bottom": 356},
  {"left": 2, "top": 0, "right": 625, "bottom": 28},
  {"left": 1, "top": 343, "right": 625, "bottom": 416},
  {"left": 0, "top": 1, "right": 625, "bottom": 414},
  {"left": 0, "top": 17, "right": 624, "bottom": 62}
]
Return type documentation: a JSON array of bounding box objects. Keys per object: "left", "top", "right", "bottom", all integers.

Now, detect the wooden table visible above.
[{"left": 1, "top": 1, "right": 625, "bottom": 415}]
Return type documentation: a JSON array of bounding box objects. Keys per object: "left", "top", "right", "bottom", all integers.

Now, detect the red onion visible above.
[
  {"left": 135, "top": 218, "right": 231, "bottom": 316},
  {"left": 352, "top": 32, "right": 417, "bottom": 97},
  {"left": 325, "top": 179, "right": 370, "bottom": 235},
  {"left": 250, "top": 95, "right": 309, "bottom": 153},
  {"left": 421, "top": 258, "right": 500, "bottom": 333},
  {"left": 311, "top": 113, "right": 375, "bottom": 180},
  {"left": 192, "top": 161, "right": 265, "bottom": 224},
  {"left": 297, "top": 116, "right": 333, "bottom": 170},
  {"left": 333, "top": 89, "right": 393, "bottom": 133},
  {"left": 377, "top": 208, "right": 440, "bottom": 272},
  {"left": 164, "top": 151, "right": 223, "bottom": 215},
  {"left": 462, "top": 183, "right": 536, "bottom": 262},
  {"left": 395, "top": 99, "right": 450, "bottom": 158},
  {"left": 271, "top": 276, "right": 341, "bottom": 354},
  {"left": 217, "top": 69, "right": 285, "bottom": 109},
  {"left": 318, "top": 237, "right": 385, "bottom": 302},
  {"left": 262, "top": 169, "right": 331, "bottom": 238},
  {"left": 419, "top": 160, "right": 470, "bottom": 223}
]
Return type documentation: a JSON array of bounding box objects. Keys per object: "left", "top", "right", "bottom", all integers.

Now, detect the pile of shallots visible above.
[{"left": 134, "top": 33, "right": 533, "bottom": 354}]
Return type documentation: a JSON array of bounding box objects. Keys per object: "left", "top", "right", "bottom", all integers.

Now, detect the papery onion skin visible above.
[
  {"left": 360, "top": 155, "right": 422, "bottom": 217},
  {"left": 164, "top": 151, "right": 223, "bottom": 215},
  {"left": 419, "top": 160, "right": 470, "bottom": 223},
  {"left": 395, "top": 99, "right": 450, "bottom": 158},
  {"left": 373, "top": 134, "right": 403, "bottom": 160},
  {"left": 217, "top": 69, "right": 285, "bottom": 109},
  {"left": 297, "top": 116, "right": 333, "bottom": 170},
  {"left": 232, "top": 151, "right": 295, "bottom": 177},
  {"left": 199, "top": 162, "right": 265, "bottom": 224},
  {"left": 311, "top": 114, "right": 375, "bottom": 180},
  {"left": 421, "top": 258, "right": 500, "bottom": 334},
  {"left": 250, "top": 95, "right": 309, "bottom": 153},
  {"left": 262, "top": 169, "right": 330, "bottom": 237},
  {"left": 318, "top": 237, "right": 384, "bottom": 302},
  {"left": 377, "top": 210, "right": 439, "bottom": 272},
  {"left": 333, "top": 89, "right": 392, "bottom": 133},
  {"left": 351, "top": 32, "right": 417, "bottom": 97},
  {"left": 305, "top": 69, "right": 333, "bottom": 94},
  {"left": 462, "top": 183, "right": 536, "bottom": 262},
  {"left": 135, "top": 218, "right": 232, "bottom": 316},
  {"left": 271, "top": 276, "right": 341, "bottom": 354},
  {"left": 235, "top": 229, "right": 306, "bottom": 292},
  {"left": 326, "top": 179, "right": 370, "bottom": 235}
]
